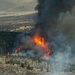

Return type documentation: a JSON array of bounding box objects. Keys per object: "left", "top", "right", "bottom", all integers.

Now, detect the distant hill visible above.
[
  {"left": 0, "top": 12, "right": 37, "bottom": 32},
  {"left": 0, "top": 0, "right": 37, "bottom": 12}
]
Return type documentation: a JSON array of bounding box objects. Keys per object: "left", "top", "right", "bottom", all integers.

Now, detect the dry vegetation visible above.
[{"left": 0, "top": 56, "right": 75, "bottom": 75}]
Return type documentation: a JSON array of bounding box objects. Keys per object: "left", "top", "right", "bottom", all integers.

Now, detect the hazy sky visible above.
[{"left": 0, "top": 0, "right": 37, "bottom": 12}]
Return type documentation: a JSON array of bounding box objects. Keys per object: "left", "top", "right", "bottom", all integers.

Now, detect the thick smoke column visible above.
[
  {"left": 35, "top": 0, "right": 75, "bottom": 40},
  {"left": 34, "top": 0, "right": 75, "bottom": 74}
]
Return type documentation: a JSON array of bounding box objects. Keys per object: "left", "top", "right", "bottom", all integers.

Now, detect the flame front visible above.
[
  {"left": 33, "top": 32, "right": 50, "bottom": 56},
  {"left": 15, "top": 45, "right": 23, "bottom": 53},
  {"left": 14, "top": 31, "right": 50, "bottom": 59}
]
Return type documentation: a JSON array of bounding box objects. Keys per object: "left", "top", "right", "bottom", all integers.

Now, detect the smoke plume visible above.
[
  {"left": 34, "top": 0, "right": 75, "bottom": 74},
  {"left": 12, "top": 0, "right": 75, "bottom": 74},
  {"left": 35, "top": 0, "right": 75, "bottom": 40}
]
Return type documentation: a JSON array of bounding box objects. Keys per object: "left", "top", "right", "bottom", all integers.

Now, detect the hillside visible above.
[
  {"left": 0, "top": 0, "right": 37, "bottom": 12},
  {"left": 0, "top": 13, "right": 37, "bottom": 32}
]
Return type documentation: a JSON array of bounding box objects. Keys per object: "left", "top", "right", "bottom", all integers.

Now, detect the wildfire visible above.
[
  {"left": 15, "top": 45, "right": 23, "bottom": 53},
  {"left": 14, "top": 31, "right": 50, "bottom": 60},
  {"left": 33, "top": 32, "right": 50, "bottom": 56}
]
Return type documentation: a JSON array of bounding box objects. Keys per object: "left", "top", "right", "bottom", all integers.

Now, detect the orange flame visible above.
[
  {"left": 15, "top": 45, "right": 23, "bottom": 53},
  {"left": 33, "top": 32, "right": 50, "bottom": 56}
]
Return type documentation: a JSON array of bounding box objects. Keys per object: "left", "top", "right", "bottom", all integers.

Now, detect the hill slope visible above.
[{"left": 0, "top": 0, "right": 37, "bottom": 12}]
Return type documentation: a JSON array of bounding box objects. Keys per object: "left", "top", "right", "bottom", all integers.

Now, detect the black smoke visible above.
[{"left": 35, "top": 0, "right": 75, "bottom": 40}]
